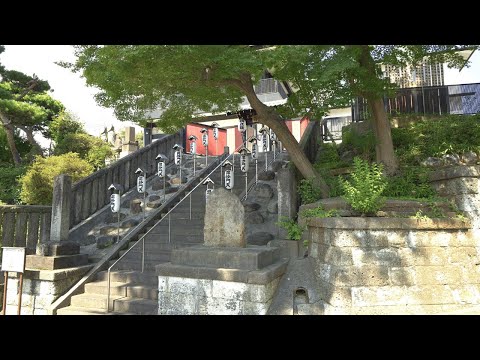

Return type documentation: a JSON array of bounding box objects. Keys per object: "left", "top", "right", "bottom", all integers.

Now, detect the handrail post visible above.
[{"left": 107, "top": 269, "right": 111, "bottom": 313}]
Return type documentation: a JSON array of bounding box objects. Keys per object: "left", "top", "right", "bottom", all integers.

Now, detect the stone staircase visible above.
[{"left": 57, "top": 151, "right": 276, "bottom": 315}]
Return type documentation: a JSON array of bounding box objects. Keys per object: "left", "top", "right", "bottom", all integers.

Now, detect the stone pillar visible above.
[
  {"left": 120, "top": 126, "right": 139, "bottom": 158},
  {"left": 50, "top": 174, "right": 71, "bottom": 242},
  {"left": 277, "top": 167, "right": 297, "bottom": 238}
]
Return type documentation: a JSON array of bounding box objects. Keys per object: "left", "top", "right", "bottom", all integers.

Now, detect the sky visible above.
[{"left": 1, "top": 45, "right": 480, "bottom": 146}]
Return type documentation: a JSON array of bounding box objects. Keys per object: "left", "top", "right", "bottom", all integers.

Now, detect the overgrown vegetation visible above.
[
  {"left": 339, "top": 157, "right": 387, "bottom": 215},
  {"left": 276, "top": 217, "right": 305, "bottom": 241},
  {"left": 393, "top": 114, "right": 480, "bottom": 164},
  {"left": 0, "top": 165, "right": 26, "bottom": 204},
  {"left": 301, "top": 205, "right": 339, "bottom": 218},
  {"left": 19, "top": 153, "right": 93, "bottom": 205}
]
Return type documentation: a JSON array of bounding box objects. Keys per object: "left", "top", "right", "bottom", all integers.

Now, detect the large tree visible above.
[
  {"left": 0, "top": 46, "right": 64, "bottom": 166},
  {"left": 266, "top": 45, "right": 477, "bottom": 174},
  {"left": 65, "top": 45, "right": 331, "bottom": 197}
]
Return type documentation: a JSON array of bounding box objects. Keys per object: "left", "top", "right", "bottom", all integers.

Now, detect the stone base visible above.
[
  {"left": 156, "top": 245, "right": 288, "bottom": 315},
  {"left": 36, "top": 241, "right": 80, "bottom": 256},
  {"left": 2, "top": 265, "right": 91, "bottom": 315},
  {"left": 26, "top": 254, "right": 89, "bottom": 270}
]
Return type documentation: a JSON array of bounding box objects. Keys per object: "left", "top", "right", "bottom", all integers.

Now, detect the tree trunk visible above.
[
  {"left": 235, "top": 74, "right": 330, "bottom": 197},
  {"left": 0, "top": 112, "right": 22, "bottom": 166},
  {"left": 356, "top": 45, "right": 399, "bottom": 175},
  {"left": 19, "top": 126, "right": 43, "bottom": 156},
  {"left": 367, "top": 96, "right": 399, "bottom": 175}
]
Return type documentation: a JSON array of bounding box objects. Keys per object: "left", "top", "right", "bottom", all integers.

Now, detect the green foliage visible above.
[
  {"left": 0, "top": 127, "right": 31, "bottom": 165},
  {"left": 393, "top": 114, "right": 480, "bottom": 164},
  {"left": 301, "top": 205, "right": 339, "bottom": 218},
  {"left": 0, "top": 165, "right": 26, "bottom": 204},
  {"left": 54, "top": 133, "right": 113, "bottom": 170},
  {"left": 383, "top": 166, "right": 436, "bottom": 200},
  {"left": 410, "top": 210, "right": 429, "bottom": 220},
  {"left": 339, "top": 157, "right": 387, "bottom": 215},
  {"left": 49, "top": 111, "right": 85, "bottom": 144},
  {"left": 276, "top": 217, "right": 305, "bottom": 241},
  {"left": 19, "top": 153, "right": 93, "bottom": 205},
  {"left": 298, "top": 178, "right": 324, "bottom": 205},
  {"left": 339, "top": 127, "right": 376, "bottom": 162}
]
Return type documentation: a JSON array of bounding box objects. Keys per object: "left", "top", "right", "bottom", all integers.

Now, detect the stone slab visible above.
[
  {"left": 171, "top": 245, "right": 280, "bottom": 270},
  {"left": 36, "top": 241, "right": 80, "bottom": 256},
  {"left": 26, "top": 254, "right": 89, "bottom": 270}
]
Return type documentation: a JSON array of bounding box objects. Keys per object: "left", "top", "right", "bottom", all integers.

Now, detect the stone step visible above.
[
  {"left": 117, "top": 248, "right": 171, "bottom": 264},
  {"left": 144, "top": 233, "right": 203, "bottom": 244},
  {"left": 147, "top": 225, "right": 205, "bottom": 235},
  {"left": 56, "top": 306, "right": 135, "bottom": 315},
  {"left": 96, "top": 270, "right": 158, "bottom": 286},
  {"left": 126, "top": 242, "right": 201, "bottom": 252},
  {"left": 148, "top": 219, "right": 205, "bottom": 228},
  {"left": 84, "top": 281, "right": 158, "bottom": 300},
  {"left": 110, "top": 259, "right": 169, "bottom": 272},
  {"left": 161, "top": 212, "right": 205, "bottom": 220},
  {"left": 69, "top": 293, "right": 157, "bottom": 314}
]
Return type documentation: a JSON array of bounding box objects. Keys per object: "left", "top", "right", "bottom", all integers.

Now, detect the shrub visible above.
[
  {"left": 276, "top": 217, "right": 305, "bottom": 241},
  {"left": 301, "top": 205, "right": 339, "bottom": 218},
  {"left": 339, "top": 157, "right": 387, "bottom": 215},
  {"left": 19, "top": 153, "right": 93, "bottom": 205},
  {"left": 383, "top": 166, "right": 436, "bottom": 200},
  {"left": 0, "top": 165, "right": 26, "bottom": 204},
  {"left": 298, "top": 179, "right": 323, "bottom": 205}
]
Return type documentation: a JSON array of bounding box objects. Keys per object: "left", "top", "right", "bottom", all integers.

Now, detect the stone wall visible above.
[
  {"left": 307, "top": 217, "right": 480, "bottom": 314},
  {"left": 3, "top": 267, "right": 89, "bottom": 315},
  {"left": 430, "top": 165, "right": 480, "bottom": 232}
]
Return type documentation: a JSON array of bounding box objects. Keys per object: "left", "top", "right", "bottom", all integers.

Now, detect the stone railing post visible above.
[{"left": 50, "top": 174, "right": 72, "bottom": 242}]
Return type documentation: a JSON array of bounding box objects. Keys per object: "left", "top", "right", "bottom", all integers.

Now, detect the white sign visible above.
[
  {"left": 110, "top": 193, "right": 120, "bottom": 213},
  {"left": 157, "top": 162, "right": 165, "bottom": 178},
  {"left": 213, "top": 127, "right": 218, "bottom": 140},
  {"left": 252, "top": 142, "right": 258, "bottom": 159},
  {"left": 190, "top": 141, "right": 196, "bottom": 155},
  {"left": 202, "top": 133, "right": 208, "bottom": 146},
  {"left": 224, "top": 169, "right": 234, "bottom": 190},
  {"left": 238, "top": 118, "right": 246, "bottom": 132},
  {"left": 1, "top": 247, "right": 26, "bottom": 273},
  {"left": 240, "top": 154, "right": 249, "bottom": 173},
  {"left": 175, "top": 150, "right": 181, "bottom": 165},
  {"left": 262, "top": 133, "right": 270, "bottom": 151},
  {"left": 137, "top": 176, "right": 145, "bottom": 193}
]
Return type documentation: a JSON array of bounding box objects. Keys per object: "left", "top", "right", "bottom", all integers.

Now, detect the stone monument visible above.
[{"left": 156, "top": 187, "right": 287, "bottom": 315}]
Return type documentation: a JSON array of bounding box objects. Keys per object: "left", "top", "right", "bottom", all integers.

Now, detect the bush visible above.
[
  {"left": 339, "top": 157, "right": 387, "bottom": 215},
  {"left": 276, "top": 217, "right": 305, "bottom": 241},
  {"left": 298, "top": 179, "right": 323, "bottom": 205},
  {"left": 384, "top": 166, "right": 436, "bottom": 200},
  {"left": 0, "top": 165, "right": 26, "bottom": 204},
  {"left": 19, "top": 153, "right": 93, "bottom": 205}
]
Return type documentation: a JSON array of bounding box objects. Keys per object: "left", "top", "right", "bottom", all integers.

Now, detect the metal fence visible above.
[{"left": 352, "top": 82, "right": 480, "bottom": 122}]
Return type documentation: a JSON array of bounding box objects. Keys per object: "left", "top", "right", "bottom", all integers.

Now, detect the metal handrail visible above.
[
  {"left": 241, "top": 146, "right": 279, "bottom": 202},
  {"left": 106, "top": 143, "right": 246, "bottom": 312}
]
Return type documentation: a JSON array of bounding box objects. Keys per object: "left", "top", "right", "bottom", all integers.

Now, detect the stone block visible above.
[
  {"left": 411, "top": 247, "right": 447, "bottom": 266},
  {"left": 461, "top": 265, "right": 480, "bottom": 283},
  {"left": 352, "top": 286, "right": 408, "bottom": 307},
  {"left": 211, "top": 280, "right": 248, "bottom": 301},
  {"left": 448, "top": 247, "right": 479, "bottom": 264},
  {"left": 331, "top": 264, "right": 390, "bottom": 287},
  {"left": 414, "top": 265, "right": 462, "bottom": 285},
  {"left": 407, "top": 285, "right": 455, "bottom": 305},
  {"left": 26, "top": 254, "right": 89, "bottom": 270},
  {"left": 450, "top": 285, "right": 480, "bottom": 304},
  {"left": 247, "top": 232, "right": 274, "bottom": 246},
  {"left": 206, "top": 297, "right": 242, "bottom": 315},
  {"left": 242, "top": 300, "right": 271, "bottom": 315},
  {"left": 168, "top": 277, "right": 199, "bottom": 295},
  {"left": 204, "top": 187, "right": 245, "bottom": 248},
  {"left": 316, "top": 245, "right": 354, "bottom": 266},
  {"left": 389, "top": 267, "right": 416, "bottom": 286},
  {"left": 351, "top": 247, "right": 400, "bottom": 267}
]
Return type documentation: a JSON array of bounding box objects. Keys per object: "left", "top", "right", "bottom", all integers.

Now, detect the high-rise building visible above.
[{"left": 382, "top": 60, "right": 444, "bottom": 88}]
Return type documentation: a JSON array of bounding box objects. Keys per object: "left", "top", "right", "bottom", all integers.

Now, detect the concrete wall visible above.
[{"left": 307, "top": 217, "right": 480, "bottom": 314}]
